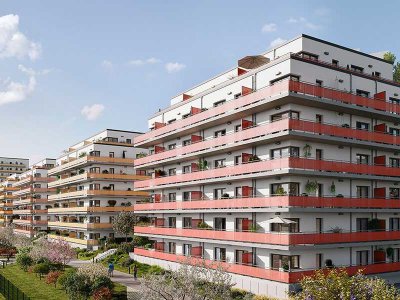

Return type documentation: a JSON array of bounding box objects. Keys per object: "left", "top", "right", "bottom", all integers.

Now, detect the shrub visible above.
[
  {"left": 33, "top": 262, "right": 50, "bottom": 275},
  {"left": 91, "top": 275, "right": 113, "bottom": 292},
  {"left": 16, "top": 252, "right": 33, "bottom": 271},
  {"left": 57, "top": 268, "right": 76, "bottom": 289},
  {"left": 77, "top": 263, "right": 108, "bottom": 282},
  {"left": 63, "top": 272, "right": 92, "bottom": 299},
  {"left": 230, "top": 288, "right": 253, "bottom": 300},
  {"left": 92, "top": 287, "right": 112, "bottom": 300},
  {"left": 148, "top": 265, "right": 164, "bottom": 275},
  {"left": 121, "top": 257, "right": 134, "bottom": 267},
  {"left": 117, "top": 242, "right": 134, "bottom": 254},
  {"left": 105, "top": 243, "right": 118, "bottom": 250},
  {"left": 46, "top": 271, "right": 61, "bottom": 287},
  {"left": 253, "top": 296, "right": 277, "bottom": 300},
  {"left": 133, "top": 236, "right": 150, "bottom": 247}
]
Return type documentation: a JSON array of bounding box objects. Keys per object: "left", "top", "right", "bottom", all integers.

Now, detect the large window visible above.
[
  {"left": 183, "top": 244, "right": 192, "bottom": 256},
  {"left": 389, "top": 158, "right": 400, "bottom": 168},
  {"left": 214, "top": 247, "right": 226, "bottom": 262},
  {"left": 357, "top": 186, "right": 369, "bottom": 198},
  {"left": 389, "top": 218, "right": 400, "bottom": 231},
  {"left": 214, "top": 218, "right": 226, "bottom": 231},
  {"left": 271, "top": 110, "right": 300, "bottom": 122},
  {"left": 356, "top": 121, "right": 369, "bottom": 131},
  {"left": 356, "top": 218, "right": 369, "bottom": 231},
  {"left": 183, "top": 217, "right": 192, "bottom": 228},
  {"left": 270, "top": 218, "right": 299, "bottom": 233},
  {"left": 356, "top": 154, "right": 369, "bottom": 165},
  {"left": 271, "top": 254, "right": 299, "bottom": 270},
  {"left": 168, "top": 217, "right": 176, "bottom": 228},
  {"left": 168, "top": 242, "right": 176, "bottom": 254},
  {"left": 214, "top": 188, "right": 226, "bottom": 199},
  {"left": 356, "top": 250, "right": 369, "bottom": 266},
  {"left": 214, "top": 159, "right": 226, "bottom": 168},
  {"left": 271, "top": 147, "right": 300, "bottom": 159}
]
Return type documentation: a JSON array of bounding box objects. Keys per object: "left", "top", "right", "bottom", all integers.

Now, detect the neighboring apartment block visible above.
[
  {"left": 0, "top": 157, "right": 29, "bottom": 182},
  {"left": 12, "top": 158, "right": 56, "bottom": 237},
  {"left": 0, "top": 176, "right": 19, "bottom": 227},
  {"left": 46, "top": 129, "right": 149, "bottom": 249},
  {"left": 132, "top": 34, "right": 400, "bottom": 298}
]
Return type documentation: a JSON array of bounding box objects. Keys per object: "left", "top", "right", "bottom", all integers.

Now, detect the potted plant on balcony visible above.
[
  {"left": 136, "top": 152, "right": 148, "bottom": 158},
  {"left": 276, "top": 186, "right": 287, "bottom": 196},
  {"left": 281, "top": 263, "right": 290, "bottom": 272},
  {"left": 325, "top": 259, "right": 334, "bottom": 268},
  {"left": 154, "top": 169, "right": 166, "bottom": 177},
  {"left": 197, "top": 222, "right": 212, "bottom": 229},
  {"left": 198, "top": 159, "right": 208, "bottom": 171},
  {"left": 303, "top": 144, "right": 312, "bottom": 157},
  {"left": 249, "top": 223, "right": 261, "bottom": 232},
  {"left": 341, "top": 123, "right": 350, "bottom": 128},
  {"left": 368, "top": 218, "right": 380, "bottom": 230},
  {"left": 387, "top": 247, "right": 394, "bottom": 261},
  {"left": 108, "top": 200, "right": 116, "bottom": 207},
  {"left": 78, "top": 169, "right": 85, "bottom": 174},
  {"left": 221, "top": 193, "right": 230, "bottom": 199},
  {"left": 78, "top": 152, "right": 87, "bottom": 158},
  {"left": 248, "top": 155, "right": 260, "bottom": 163},
  {"left": 330, "top": 226, "right": 343, "bottom": 233},
  {"left": 102, "top": 170, "right": 109, "bottom": 174},
  {"left": 336, "top": 194, "right": 344, "bottom": 198},
  {"left": 305, "top": 180, "right": 318, "bottom": 195}
]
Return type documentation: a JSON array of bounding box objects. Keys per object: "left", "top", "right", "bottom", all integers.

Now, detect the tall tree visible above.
[
  {"left": 384, "top": 52, "right": 400, "bottom": 83},
  {"left": 112, "top": 211, "right": 136, "bottom": 242}
]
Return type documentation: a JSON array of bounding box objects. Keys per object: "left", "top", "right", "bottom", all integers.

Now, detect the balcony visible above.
[
  {"left": 13, "top": 209, "right": 47, "bottom": 215},
  {"left": 134, "top": 195, "right": 400, "bottom": 211},
  {"left": 134, "top": 156, "right": 400, "bottom": 190},
  {"left": 48, "top": 221, "right": 113, "bottom": 229},
  {"left": 47, "top": 234, "right": 98, "bottom": 246},
  {"left": 48, "top": 189, "right": 148, "bottom": 201},
  {"left": 13, "top": 176, "right": 55, "bottom": 187},
  {"left": 48, "top": 206, "right": 135, "bottom": 214},
  {"left": 135, "top": 78, "right": 400, "bottom": 147},
  {"left": 13, "top": 197, "right": 48, "bottom": 206},
  {"left": 48, "top": 156, "right": 136, "bottom": 176},
  {"left": 134, "top": 248, "right": 400, "bottom": 284},
  {"left": 0, "top": 186, "right": 19, "bottom": 192},
  {"left": 48, "top": 172, "right": 149, "bottom": 188},
  {"left": 135, "top": 226, "right": 400, "bottom": 245},
  {"left": 13, "top": 188, "right": 55, "bottom": 197},
  {"left": 135, "top": 118, "right": 400, "bottom": 168}
]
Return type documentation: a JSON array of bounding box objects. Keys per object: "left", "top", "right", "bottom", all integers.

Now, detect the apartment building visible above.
[
  {"left": 132, "top": 34, "right": 400, "bottom": 298},
  {"left": 0, "top": 157, "right": 29, "bottom": 182},
  {"left": 11, "top": 158, "right": 56, "bottom": 237},
  {"left": 0, "top": 176, "right": 19, "bottom": 227},
  {"left": 46, "top": 129, "right": 149, "bottom": 249}
]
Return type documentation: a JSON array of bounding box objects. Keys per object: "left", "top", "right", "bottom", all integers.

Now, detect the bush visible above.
[
  {"left": 147, "top": 265, "right": 164, "bottom": 275},
  {"left": 33, "top": 262, "right": 50, "bottom": 275},
  {"left": 231, "top": 288, "right": 253, "bottom": 300},
  {"left": 91, "top": 275, "right": 113, "bottom": 292},
  {"left": 132, "top": 236, "right": 150, "bottom": 247},
  {"left": 46, "top": 271, "right": 61, "bottom": 287},
  {"left": 117, "top": 242, "right": 134, "bottom": 254},
  {"left": 120, "top": 257, "right": 134, "bottom": 267},
  {"left": 16, "top": 252, "right": 33, "bottom": 271},
  {"left": 63, "top": 272, "right": 92, "bottom": 299},
  {"left": 253, "top": 296, "right": 277, "bottom": 300},
  {"left": 57, "top": 268, "right": 76, "bottom": 288},
  {"left": 92, "top": 287, "right": 112, "bottom": 300},
  {"left": 105, "top": 243, "right": 118, "bottom": 250}
]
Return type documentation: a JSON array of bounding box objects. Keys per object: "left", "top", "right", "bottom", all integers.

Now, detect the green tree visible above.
[
  {"left": 384, "top": 52, "right": 400, "bottom": 83},
  {"left": 112, "top": 211, "right": 136, "bottom": 242}
]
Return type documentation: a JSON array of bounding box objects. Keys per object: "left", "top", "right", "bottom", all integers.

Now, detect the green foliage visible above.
[
  {"left": 305, "top": 180, "right": 318, "bottom": 194},
  {"left": 384, "top": 52, "right": 396, "bottom": 64},
  {"left": 57, "top": 268, "right": 76, "bottom": 288},
  {"left": 368, "top": 218, "right": 380, "bottom": 230},
  {"left": 62, "top": 272, "right": 92, "bottom": 300},
  {"left": 275, "top": 186, "right": 286, "bottom": 196},
  {"left": 384, "top": 52, "right": 400, "bottom": 83},
  {"left": 33, "top": 262, "right": 50, "bottom": 275},
  {"left": 16, "top": 252, "right": 33, "bottom": 271},
  {"left": 132, "top": 235, "right": 150, "bottom": 247},
  {"left": 91, "top": 275, "right": 113, "bottom": 293},
  {"left": 112, "top": 212, "right": 136, "bottom": 241},
  {"left": 230, "top": 288, "right": 253, "bottom": 299},
  {"left": 117, "top": 242, "right": 134, "bottom": 254},
  {"left": 292, "top": 268, "right": 400, "bottom": 300},
  {"left": 197, "top": 221, "right": 212, "bottom": 229}
]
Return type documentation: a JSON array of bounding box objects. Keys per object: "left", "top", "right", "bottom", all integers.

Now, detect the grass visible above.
[{"left": 0, "top": 264, "right": 127, "bottom": 300}]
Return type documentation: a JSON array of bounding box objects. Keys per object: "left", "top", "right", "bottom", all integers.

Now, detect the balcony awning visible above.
[
  {"left": 261, "top": 217, "right": 296, "bottom": 225},
  {"left": 238, "top": 55, "right": 270, "bottom": 69}
]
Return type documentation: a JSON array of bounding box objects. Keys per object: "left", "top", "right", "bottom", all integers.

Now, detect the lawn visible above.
[{"left": 0, "top": 264, "right": 127, "bottom": 300}]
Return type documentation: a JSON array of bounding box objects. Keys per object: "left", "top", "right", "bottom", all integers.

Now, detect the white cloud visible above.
[
  {"left": 0, "top": 14, "right": 41, "bottom": 60},
  {"left": 270, "top": 38, "right": 287, "bottom": 48},
  {"left": 128, "top": 57, "right": 161, "bottom": 66},
  {"left": 165, "top": 62, "right": 186, "bottom": 73},
  {"left": 81, "top": 104, "right": 105, "bottom": 121},
  {"left": 0, "top": 64, "right": 36, "bottom": 106},
  {"left": 287, "top": 17, "right": 320, "bottom": 30},
  {"left": 101, "top": 60, "right": 114, "bottom": 70},
  {"left": 261, "top": 23, "right": 277, "bottom": 33}
]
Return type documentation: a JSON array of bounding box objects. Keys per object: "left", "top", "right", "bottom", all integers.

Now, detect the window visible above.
[
  {"left": 89, "top": 200, "right": 100, "bottom": 207},
  {"left": 168, "top": 242, "right": 176, "bottom": 254},
  {"left": 183, "top": 244, "right": 192, "bottom": 256},
  {"left": 168, "top": 168, "right": 176, "bottom": 176},
  {"left": 270, "top": 218, "right": 299, "bottom": 233},
  {"left": 316, "top": 114, "right": 323, "bottom": 123},
  {"left": 213, "top": 100, "right": 226, "bottom": 107},
  {"left": 234, "top": 93, "right": 241, "bottom": 99},
  {"left": 271, "top": 254, "right": 300, "bottom": 270},
  {"left": 214, "top": 159, "right": 226, "bottom": 168},
  {"left": 356, "top": 218, "right": 369, "bottom": 231},
  {"left": 168, "top": 143, "right": 176, "bottom": 150},
  {"left": 89, "top": 183, "right": 100, "bottom": 190},
  {"left": 214, "top": 247, "right": 226, "bottom": 262},
  {"left": 270, "top": 74, "right": 300, "bottom": 85},
  {"left": 271, "top": 147, "right": 299, "bottom": 159},
  {"left": 235, "top": 124, "right": 241, "bottom": 132},
  {"left": 389, "top": 158, "right": 400, "bottom": 167},
  {"left": 214, "top": 188, "right": 225, "bottom": 199},
  {"left": 89, "top": 216, "right": 100, "bottom": 223},
  {"left": 214, "top": 129, "right": 226, "bottom": 137},
  {"left": 183, "top": 192, "right": 191, "bottom": 201},
  {"left": 126, "top": 139, "right": 131, "bottom": 144},
  {"left": 356, "top": 250, "right": 369, "bottom": 266},
  {"left": 183, "top": 165, "right": 191, "bottom": 174},
  {"left": 235, "top": 250, "right": 246, "bottom": 264},
  {"left": 356, "top": 89, "right": 369, "bottom": 98},
  {"left": 90, "top": 151, "right": 100, "bottom": 157},
  {"left": 109, "top": 168, "right": 114, "bottom": 174},
  {"left": 332, "top": 59, "right": 339, "bottom": 67},
  {"left": 316, "top": 253, "right": 323, "bottom": 269},
  {"left": 214, "top": 218, "right": 226, "bottom": 231},
  {"left": 109, "top": 152, "right": 114, "bottom": 158},
  {"left": 168, "top": 193, "right": 176, "bottom": 202},
  {"left": 351, "top": 65, "right": 364, "bottom": 73},
  {"left": 168, "top": 217, "right": 176, "bottom": 228},
  {"left": 316, "top": 79, "right": 323, "bottom": 87},
  {"left": 390, "top": 188, "right": 400, "bottom": 199},
  {"left": 168, "top": 119, "right": 176, "bottom": 124},
  {"left": 357, "top": 186, "right": 369, "bottom": 198},
  {"left": 356, "top": 154, "right": 369, "bottom": 164},
  {"left": 316, "top": 218, "right": 323, "bottom": 233},
  {"left": 183, "top": 217, "right": 192, "bottom": 228},
  {"left": 183, "top": 139, "right": 191, "bottom": 146},
  {"left": 373, "top": 71, "right": 381, "bottom": 78},
  {"left": 390, "top": 218, "right": 400, "bottom": 231},
  {"left": 356, "top": 121, "right": 369, "bottom": 131},
  {"left": 89, "top": 167, "right": 100, "bottom": 173},
  {"left": 271, "top": 110, "right": 300, "bottom": 122},
  {"left": 299, "top": 51, "right": 318, "bottom": 60},
  {"left": 389, "top": 128, "right": 400, "bottom": 136}
]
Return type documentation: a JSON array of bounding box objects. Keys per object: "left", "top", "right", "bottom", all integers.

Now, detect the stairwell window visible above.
[
  {"left": 213, "top": 99, "right": 226, "bottom": 107},
  {"left": 356, "top": 89, "right": 369, "bottom": 98},
  {"left": 351, "top": 65, "right": 364, "bottom": 73}
]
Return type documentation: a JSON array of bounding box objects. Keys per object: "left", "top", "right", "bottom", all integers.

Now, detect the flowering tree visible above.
[
  {"left": 141, "top": 258, "right": 234, "bottom": 300},
  {"left": 47, "top": 238, "right": 75, "bottom": 266},
  {"left": 292, "top": 268, "right": 399, "bottom": 300},
  {"left": 112, "top": 212, "right": 136, "bottom": 242},
  {"left": 77, "top": 263, "right": 108, "bottom": 282}
]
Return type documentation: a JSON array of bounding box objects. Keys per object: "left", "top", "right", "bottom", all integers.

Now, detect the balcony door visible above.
[
  {"left": 356, "top": 218, "right": 368, "bottom": 232},
  {"left": 214, "top": 247, "right": 226, "bottom": 262},
  {"left": 356, "top": 250, "right": 369, "bottom": 266},
  {"left": 214, "top": 218, "right": 226, "bottom": 231},
  {"left": 183, "top": 244, "right": 192, "bottom": 257}
]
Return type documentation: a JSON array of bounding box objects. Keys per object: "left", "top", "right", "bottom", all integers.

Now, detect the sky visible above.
[{"left": 0, "top": 0, "right": 399, "bottom": 164}]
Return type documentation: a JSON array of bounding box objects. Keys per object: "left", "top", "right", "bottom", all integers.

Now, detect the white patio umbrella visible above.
[{"left": 260, "top": 216, "right": 297, "bottom": 226}]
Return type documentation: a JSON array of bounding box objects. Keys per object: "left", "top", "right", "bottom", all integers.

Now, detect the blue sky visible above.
[{"left": 0, "top": 0, "right": 399, "bottom": 163}]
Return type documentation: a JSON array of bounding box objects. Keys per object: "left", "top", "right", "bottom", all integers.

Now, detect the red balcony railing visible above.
[
  {"left": 135, "top": 77, "right": 400, "bottom": 146},
  {"left": 134, "top": 226, "right": 400, "bottom": 245},
  {"left": 134, "top": 157, "right": 400, "bottom": 189},
  {"left": 135, "top": 117, "right": 400, "bottom": 167},
  {"left": 134, "top": 195, "right": 400, "bottom": 211},
  {"left": 134, "top": 248, "right": 400, "bottom": 283}
]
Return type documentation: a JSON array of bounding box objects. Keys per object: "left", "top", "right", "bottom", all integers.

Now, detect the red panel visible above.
[
  {"left": 242, "top": 86, "right": 253, "bottom": 96},
  {"left": 191, "top": 135, "right": 202, "bottom": 143},
  {"left": 242, "top": 252, "right": 253, "bottom": 264},
  {"left": 154, "top": 218, "right": 164, "bottom": 227},
  {"left": 154, "top": 146, "right": 165, "bottom": 154},
  {"left": 242, "top": 219, "right": 252, "bottom": 231},
  {"left": 190, "top": 107, "right": 202, "bottom": 115},
  {"left": 191, "top": 246, "right": 202, "bottom": 257},
  {"left": 374, "top": 188, "right": 386, "bottom": 199},
  {"left": 241, "top": 119, "right": 253, "bottom": 130},
  {"left": 191, "top": 162, "right": 199, "bottom": 172},
  {"left": 192, "top": 219, "right": 202, "bottom": 228},
  {"left": 190, "top": 191, "right": 203, "bottom": 200},
  {"left": 378, "top": 219, "right": 386, "bottom": 230},
  {"left": 374, "top": 250, "right": 386, "bottom": 263},
  {"left": 153, "top": 194, "right": 162, "bottom": 203},
  {"left": 153, "top": 122, "right": 166, "bottom": 130},
  {"left": 242, "top": 186, "right": 252, "bottom": 197},
  {"left": 241, "top": 153, "right": 252, "bottom": 163},
  {"left": 374, "top": 155, "right": 386, "bottom": 166},
  {"left": 154, "top": 242, "right": 165, "bottom": 251},
  {"left": 374, "top": 91, "right": 386, "bottom": 101},
  {"left": 237, "top": 68, "right": 247, "bottom": 76},
  {"left": 182, "top": 93, "right": 192, "bottom": 101},
  {"left": 374, "top": 123, "right": 387, "bottom": 133}
]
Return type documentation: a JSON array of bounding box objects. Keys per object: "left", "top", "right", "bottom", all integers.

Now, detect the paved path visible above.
[{"left": 68, "top": 259, "right": 143, "bottom": 299}]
